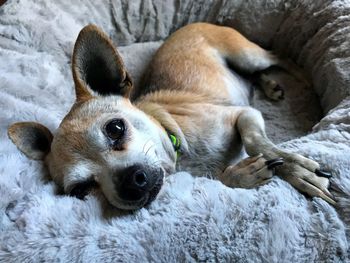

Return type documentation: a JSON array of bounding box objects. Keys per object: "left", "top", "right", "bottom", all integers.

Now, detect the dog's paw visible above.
[
  {"left": 218, "top": 154, "right": 283, "bottom": 188},
  {"left": 275, "top": 152, "right": 336, "bottom": 205},
  {"left": 259, "top": 73, "right": 285, "bottom": 101},
  {"left": 69, "top": 180, "right": 98, "bottom": 200}
]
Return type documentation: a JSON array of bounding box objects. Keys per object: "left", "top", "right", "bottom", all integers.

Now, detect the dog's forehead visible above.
[
  {"left": 65, "top": 96, "right": 133, "bottom": 122},
  {"left": 58, "top": 96, "right": 144, "bottom": 132}
]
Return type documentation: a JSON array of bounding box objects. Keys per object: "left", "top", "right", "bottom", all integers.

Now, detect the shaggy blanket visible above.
[{"left": 0, "top": 0, "right": 350, "bottom": 262}]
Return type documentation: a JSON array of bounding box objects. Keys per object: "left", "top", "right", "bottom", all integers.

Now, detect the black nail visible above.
[
  {"left": 315, "top": 169, "right": 332, "bottom": 178},
  {"left": 265, "top": 158, "right": 284, "bottom": 170}
]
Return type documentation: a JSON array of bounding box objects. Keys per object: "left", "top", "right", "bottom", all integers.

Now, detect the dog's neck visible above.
[{"left": 135, "top": 98, "right": 189, "bottom": 154}]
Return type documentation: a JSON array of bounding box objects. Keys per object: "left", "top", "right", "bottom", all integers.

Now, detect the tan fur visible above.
[{"left": 8, "top": 23, "right": 335, "bottom": 209}]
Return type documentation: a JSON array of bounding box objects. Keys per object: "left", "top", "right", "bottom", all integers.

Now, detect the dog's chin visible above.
[{"left": 111, "top": 177, "right": 164, "bottom": 211}]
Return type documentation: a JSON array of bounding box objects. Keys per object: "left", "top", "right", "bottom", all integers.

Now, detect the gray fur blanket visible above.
[{"left": 0, "top": 0, "right": 349, "bottom": 262}]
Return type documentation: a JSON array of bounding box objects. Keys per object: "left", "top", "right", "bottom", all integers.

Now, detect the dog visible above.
[{"left": 8, "top": 23, "right": 335, "bottom": 210}]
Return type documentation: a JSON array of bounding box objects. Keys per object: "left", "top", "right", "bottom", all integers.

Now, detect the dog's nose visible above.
[
  {"left": 117, "top": 165, "right": 164, "bottom": 204},
  {"left": 119, "top": 165, "right": 150, "bottom": 201}
]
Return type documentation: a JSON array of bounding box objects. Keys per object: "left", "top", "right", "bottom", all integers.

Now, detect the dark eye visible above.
[{"left": 104, "top": 119, "right": 125, "bottom": 141}]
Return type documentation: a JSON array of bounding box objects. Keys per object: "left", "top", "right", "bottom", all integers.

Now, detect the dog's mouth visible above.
[
  {"left": 113, "top": 175, "right": 164, "bottom": 210},
  {"left": 144, "top": 175, "right": 164, "bottom": 206}
]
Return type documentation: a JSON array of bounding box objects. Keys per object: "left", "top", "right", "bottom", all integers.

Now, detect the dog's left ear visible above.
[
  {"left": 72, "top": 24, "right": 133, "bottom": 101},
  {"left": 8, "top": 122, "right": 53, "bottom": 160}
]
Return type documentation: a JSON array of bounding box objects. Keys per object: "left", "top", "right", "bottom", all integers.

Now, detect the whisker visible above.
[
  {"left": 145, "top": 143, "right": 154, "bottom": 157},
  {"left": 142, "top": 139, "right": 152, "bottom": 154},
  {"left": 149, "top": 160, "right": 162, "bottom": 167}
]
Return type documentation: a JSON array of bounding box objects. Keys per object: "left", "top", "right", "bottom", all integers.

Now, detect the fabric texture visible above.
[{"left": 0, "top": 0, "right": 349, "bottom": 262}]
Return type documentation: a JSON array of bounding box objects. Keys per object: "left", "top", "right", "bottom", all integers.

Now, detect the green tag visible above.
[{"left": 169, "top": 133, "right": 181, "bottom": 159}]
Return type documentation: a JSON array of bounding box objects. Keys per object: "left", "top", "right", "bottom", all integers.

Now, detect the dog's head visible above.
[{"left": 8, "top": 25, "right": 180, "bottom": 210}]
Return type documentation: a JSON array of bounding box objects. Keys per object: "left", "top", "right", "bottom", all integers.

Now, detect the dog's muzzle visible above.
[{"left": 117, "top": 165, "right": 164, "bottom": 205}]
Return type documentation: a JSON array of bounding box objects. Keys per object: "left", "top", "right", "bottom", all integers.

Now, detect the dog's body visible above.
[
  {"left": 8, "top": 23, "right": 335, "bottom": 210},
  {"left": 135, "top": 23, "right": 284, "bottom": 177}
]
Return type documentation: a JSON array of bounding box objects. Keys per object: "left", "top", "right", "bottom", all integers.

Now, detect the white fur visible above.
[{"left": 63, "top": 161, "right": 98, "bottom": 192}]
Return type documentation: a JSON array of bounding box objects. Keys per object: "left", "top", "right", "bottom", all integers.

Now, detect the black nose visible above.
[
  {"left": 118, "top": 165, "right": 149, "bottom": 201},
  {"left": 118, "top": 165, "right": 164, "bottom": 203}
]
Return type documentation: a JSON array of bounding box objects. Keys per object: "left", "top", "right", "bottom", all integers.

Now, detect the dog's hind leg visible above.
[
  {"left": 224, "top": 44, "right": 310, "bottom": 100},
  {"left": 228, "top": 107, "right": 335, "bottom": 204},
  {"left": 217, "top": 34, "right": 310, "bottom": 87},
  {"left": 203, "top": 24, "right": 310, "bottom": 91},
  {"left": 225, "top": 48, "right": 309, "bottom": 85}
]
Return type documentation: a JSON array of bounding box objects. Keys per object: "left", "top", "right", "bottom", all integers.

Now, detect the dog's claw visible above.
[
  {"left": 323, "top": 187, "right": 335, "bottom": 200},
  {"left": 265, "top": 158, "right": 284, "bottom": 170},
  {"left": 315, "top": 169, "right": 332, "bottom": 178},
  {"left": 272, "top": 152, "right": 336, "bottom": 205}
]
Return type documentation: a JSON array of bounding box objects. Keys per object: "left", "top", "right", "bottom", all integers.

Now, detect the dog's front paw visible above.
[
  {"left": 219, "top": 154, "right": 283, "bottom": 189},
  {"left": 69, "top": 180, "right": 98, "bottom": 200},
  {"left": 275, "top": 152, "right": 336, "bottom": 205}
]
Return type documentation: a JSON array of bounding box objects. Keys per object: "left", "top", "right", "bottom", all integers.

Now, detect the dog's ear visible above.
[
  {"left": 8, "top": 122, "right": 53, "bottom": 160},
  {"left": 72, "top": 24, "right": 133, "bottom": 101}
]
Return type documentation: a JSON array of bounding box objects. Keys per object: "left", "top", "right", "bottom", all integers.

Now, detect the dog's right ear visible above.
[
  {"left": 8, "top": 122, "right": 53, "bottom": 160},
  {"left": 72, "top": 25, "right": 133, "bottom": 101}
]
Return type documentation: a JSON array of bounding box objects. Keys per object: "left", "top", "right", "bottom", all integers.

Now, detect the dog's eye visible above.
[{"left": 104, "top": 119, "right": 125, "bottom": 141}]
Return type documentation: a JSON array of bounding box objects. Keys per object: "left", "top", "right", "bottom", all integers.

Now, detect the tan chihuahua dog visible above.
[{"left": 8, "top": 23, "right": 335, "bottom": 210}]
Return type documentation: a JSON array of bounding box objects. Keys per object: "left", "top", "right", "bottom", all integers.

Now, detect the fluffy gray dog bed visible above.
[{"left": 0, "top": 0, "right": 350, "bottom": 262}]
